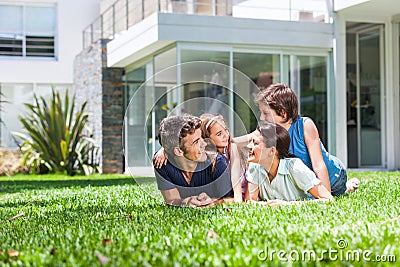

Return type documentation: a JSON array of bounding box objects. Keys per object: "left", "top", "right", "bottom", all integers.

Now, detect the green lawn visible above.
[{"left": 0, "top": 172, "right": 399, "bottom": 266}]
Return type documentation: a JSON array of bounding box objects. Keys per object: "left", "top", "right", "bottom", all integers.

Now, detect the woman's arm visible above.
[
  {"left": 255, "top": 183, "right": 332, "bottom": 207},
  {"left": 230, "top": 143, "right": 243, "bottom": 202},
  {"left": 244, "top": 181, "right": 259, "bottom": 201},
  {"left": 303, "top": 119, "right": 331, "bottom": 192}
]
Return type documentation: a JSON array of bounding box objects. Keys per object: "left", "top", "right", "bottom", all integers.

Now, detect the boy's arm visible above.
[
  {"left": 303, "top": 119, "right": 331, "bottom": 192},
  {"left": 307, "top": 183, "right": 333, "bottom": 201}
]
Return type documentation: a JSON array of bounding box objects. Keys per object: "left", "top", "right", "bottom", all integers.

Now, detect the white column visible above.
[
  {"left": 333, "top": 12, "right": 348, "bottom": 166},
  {"left": 386, "top": 21, "right": 400, "bottom": 170}
]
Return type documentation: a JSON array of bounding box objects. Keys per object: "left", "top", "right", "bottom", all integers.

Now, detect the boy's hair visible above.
[
  {"left": 257, "top": 121, "right": 295, "bottom": 159},
  {"left": 158, "top": 114, "right": 202, "bottom": 156},
  {"left": 254, "top": 83, "right": 300, "bottom": 123}
]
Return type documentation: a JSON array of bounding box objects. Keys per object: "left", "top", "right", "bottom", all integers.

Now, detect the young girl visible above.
[
  {"left": 245, "top": 121, "right": 333, "bottom": 206},
  {"left": 153, "top": 114, "right": 243, "bottom": 202}
]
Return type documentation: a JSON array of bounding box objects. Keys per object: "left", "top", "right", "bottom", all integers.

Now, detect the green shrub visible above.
[{"left": 15, "top": 89, "right": 100, "bottom": 175}]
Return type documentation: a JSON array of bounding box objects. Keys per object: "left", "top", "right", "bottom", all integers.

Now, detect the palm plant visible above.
[{"left": 15, "top": 89, "right": 100, "bottom": 175}]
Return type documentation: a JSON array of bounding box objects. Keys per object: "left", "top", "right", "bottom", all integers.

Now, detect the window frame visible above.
[{"left": 0, "top": 3, "right": 57, "bottom": 59}]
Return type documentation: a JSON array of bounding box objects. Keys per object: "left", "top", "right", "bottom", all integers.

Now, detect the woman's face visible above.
[
  {"left": 247, "top": 130, "right": 271, "bottom": 163},
  {"left": 208, "top": 121, "right": 230, "bottom": 148}
]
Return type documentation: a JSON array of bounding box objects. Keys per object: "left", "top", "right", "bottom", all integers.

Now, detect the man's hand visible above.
[{"left": 188, "top": 192, "right": 214, "bottom": 207}]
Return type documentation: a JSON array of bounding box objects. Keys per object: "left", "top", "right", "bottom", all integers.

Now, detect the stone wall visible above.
[
  {"left": 74, "top": 39, "right": 124, "bottom": 173},
  {"left": 101, "top": 48, "right": 124, "bottom": 174}
]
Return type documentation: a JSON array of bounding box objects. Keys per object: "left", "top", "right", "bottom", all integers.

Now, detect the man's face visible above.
[
  {"left": 258, "top": 102, "right": 285, "bottom": 125},
  {"left": 180, "top": 128, "right": 207, "bottom": 162}
]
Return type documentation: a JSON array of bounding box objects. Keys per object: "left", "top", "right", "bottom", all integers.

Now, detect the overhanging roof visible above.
[
  {"left": 335, "top": 0, "right": 400, "bottom": 17},
  {"left": 107, "top": 13, "right": 333, "bottom": 68}
]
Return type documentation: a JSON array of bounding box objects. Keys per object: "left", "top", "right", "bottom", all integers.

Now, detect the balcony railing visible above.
[{"left": 83, "top": 0, "right": 331, "bottom": 49}]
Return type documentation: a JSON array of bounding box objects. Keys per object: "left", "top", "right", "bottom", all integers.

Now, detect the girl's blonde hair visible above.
[{"left": 199, "top": 114, "right": 231, "bottom": 160}]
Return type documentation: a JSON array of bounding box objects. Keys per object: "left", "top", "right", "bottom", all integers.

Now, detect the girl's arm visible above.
[
  {"left": 152, "top": 147, "right": 168, "bottom": 169},
  {"left": 303, "top": 119, "right": 331, "bottom": 192},
  {"left": 232, "top": 131, "right": 254, "bottom": 148},
  {"left": 230, "top": 143, "right": 243, "bottom": 202}
]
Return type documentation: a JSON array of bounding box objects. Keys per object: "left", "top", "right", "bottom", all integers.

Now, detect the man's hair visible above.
[
  {"left": 254, "top": 83, "right": 300, "bottom": 123},
  {"left": 256, "top": 121, "right": 295, "bottom": 159},
  {"left": 158, "top": 114, "right": 202, "bottom": 156}
]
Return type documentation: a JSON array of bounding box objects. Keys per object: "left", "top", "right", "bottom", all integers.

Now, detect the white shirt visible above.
[{"left": 246, "top": 158, "right": 320, "bottom": 201}]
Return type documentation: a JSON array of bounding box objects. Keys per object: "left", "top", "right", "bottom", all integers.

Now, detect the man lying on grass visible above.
[
  {"left": 245, "top": 122, "right": 333, "bottom": 206},
  {"left": 155, "top": 114, "right": 233, "bottom": 207}
]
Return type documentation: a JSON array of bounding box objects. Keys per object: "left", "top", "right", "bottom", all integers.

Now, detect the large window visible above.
[
  {"left": 123, "top": 46, "right": 331, "bottom": 168},
  {"left": 233, "top": 52, "right": 281, "bottom": 134},
  {"left": 124, "top": 48, "right": 178, "bottom": 168},
  {"left": 0, "top": 4, "right": 56, "bottom": 58},
  {"left": 180, "top": 49, "right": 230, "bottom": 118},
  {"left": 287, "top": 55, "right": 328, "bottom": 145}
]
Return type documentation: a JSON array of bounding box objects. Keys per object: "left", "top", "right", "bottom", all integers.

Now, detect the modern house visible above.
[{"left": 2, "top": 0, "right": 400, "bottom": 175}]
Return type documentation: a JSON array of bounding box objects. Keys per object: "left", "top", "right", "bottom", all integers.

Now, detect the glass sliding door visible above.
[
  {"left": 124, "top": 47, "right": 177, "bottom": 168},
  {"left": 346, "top": 23, "right": 384, "bottom": 168},
  {"left": 180, "top": 49, "right": 230, "bottom": 118},
  {"left": 358, "top": 27, "right": 383, "bottom": 166},
  {"left": 289, "top": 55, "right": 328, "bottom": 145},
  {"left": 124, "top": 65, "right": 149, "bottom": 166},
  {"left": 233, "top": 52, "right": 280, "bottom": 135}
]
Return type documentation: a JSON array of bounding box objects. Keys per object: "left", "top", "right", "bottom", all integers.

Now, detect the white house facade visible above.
[
  {"left": 0, "top": 0, "right": 100, "bottom": 147},
  {"left": 1, "top": 0, "right": 400, "bottom": 175}
]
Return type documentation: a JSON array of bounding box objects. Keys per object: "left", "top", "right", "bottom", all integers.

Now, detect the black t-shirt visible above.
[{"left": 155, "top": 154, "right": 233, "bottom": 199}]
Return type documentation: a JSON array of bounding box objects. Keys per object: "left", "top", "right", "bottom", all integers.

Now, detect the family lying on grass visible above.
[{"left": 153, "top": 83, "right": 360, "bottom": 207}]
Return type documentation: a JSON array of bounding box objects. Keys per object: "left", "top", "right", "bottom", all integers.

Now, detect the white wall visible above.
[{"left": 0, "top": 0, "right": 100, "bottom": 84}]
